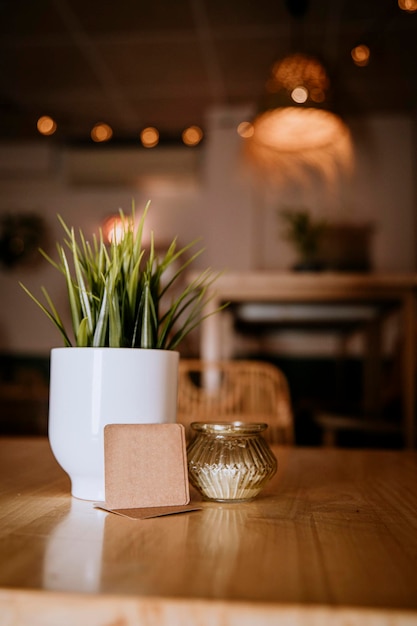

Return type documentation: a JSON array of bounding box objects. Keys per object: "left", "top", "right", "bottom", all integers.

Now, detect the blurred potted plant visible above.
[
  {"left": 21, "top": 201, "right": 223, "bottom": 500},
  {"left": 279, "top": 208, "right": 327, "bottom": 271}
]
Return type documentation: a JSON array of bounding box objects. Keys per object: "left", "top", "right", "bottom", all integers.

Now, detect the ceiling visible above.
[{"left": 0, "top": 0, "right": 416, "bottom": 144}]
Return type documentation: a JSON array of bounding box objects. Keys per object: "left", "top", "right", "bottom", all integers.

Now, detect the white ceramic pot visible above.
[{"left": 48, "top": 347, "right": 179, "bottom": 501}]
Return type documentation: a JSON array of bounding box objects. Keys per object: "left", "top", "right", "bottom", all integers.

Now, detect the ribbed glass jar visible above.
[{"left": 187, "top": 422, "right": 277, "bottom": 503}]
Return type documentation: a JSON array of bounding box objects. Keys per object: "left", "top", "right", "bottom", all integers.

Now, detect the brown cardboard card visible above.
[
  {"left": 104, "top": 423, "right": 190, "bottom": 509},
  {"left": 94, "top": 503, "right": 201, "bottom": 519}
]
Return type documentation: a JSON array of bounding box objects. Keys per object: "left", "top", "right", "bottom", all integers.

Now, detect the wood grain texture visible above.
[{"left": 1, "top": 437, "right": 417, "bottom": 625}]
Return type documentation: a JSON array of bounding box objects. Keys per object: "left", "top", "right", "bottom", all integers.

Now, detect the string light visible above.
[
  {"left": 351, "top": 44, "right": 370, "bottom": 67},
  {"left": 91, "top": 123, "right": 113, "bottom": 142},
  {"left": 140, "top": 127, "right": 159, "bottom": 148},
  {"left": 37, "top": 115, "right": 57, "bottom": 136},
  {"left": 182, "top": 125, "right": 203, "bottom": 146}
]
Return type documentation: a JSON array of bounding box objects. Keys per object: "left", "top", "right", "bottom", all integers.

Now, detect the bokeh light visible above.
[
  {"left": 351, "top": 44, "right": 370, "bottom": 67},
  {"left": 140, "top": 127, "right": 159, "bottom": 148},
  {"left": 37, "top": 115, "right": 57, "bottom": 136},
  {"left": 182, "top": 125, "right": 203, "bottom": 146},
  {"left": 237, "top": 121, "right": 254, "bottom": 138},
  {"left": 398, "top": 0, "right": 417, "bottom": 12},
  {"left": 91, "top": 123, "right": 113, "bottom": 142},
  {"left": 102, "top": 215, "right": 128, "bottom": 244},
  {"left": 291, "top": 86, "right": 308, "bottom": 103}
]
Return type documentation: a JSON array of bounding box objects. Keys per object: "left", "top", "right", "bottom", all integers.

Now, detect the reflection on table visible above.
[{"left": 1, "top": 437, "right": 417, "bottom": 625}]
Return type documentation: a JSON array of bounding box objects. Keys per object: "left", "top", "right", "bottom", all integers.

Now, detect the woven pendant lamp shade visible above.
[{"left": 243, "top": 53, "right": 353, "bottom": 185}]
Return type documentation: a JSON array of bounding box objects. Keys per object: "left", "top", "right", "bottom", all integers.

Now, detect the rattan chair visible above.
[{"left": 177, "top": 359, "right": 294, "bottom": 444}]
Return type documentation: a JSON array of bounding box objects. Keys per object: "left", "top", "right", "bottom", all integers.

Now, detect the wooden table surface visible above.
[{"left": 1, "top": 437, "right": 417, "bottom": 626}]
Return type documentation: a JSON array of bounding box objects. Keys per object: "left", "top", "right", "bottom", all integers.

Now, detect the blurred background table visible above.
[
  {"left": 1, "top": 437, "right": 417, "bottom": 626},
  {"left": 198, "top": 272, "right": 417, "bottom": 448}
]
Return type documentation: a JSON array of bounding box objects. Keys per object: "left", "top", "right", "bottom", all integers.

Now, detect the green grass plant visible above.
[{"left": 20, "top": 201, "right": 224, "bottom": 349}]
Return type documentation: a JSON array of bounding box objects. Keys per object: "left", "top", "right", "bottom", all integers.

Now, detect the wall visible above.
[{"left": 0, "top": 107, "right": 415, "bottom": 356}]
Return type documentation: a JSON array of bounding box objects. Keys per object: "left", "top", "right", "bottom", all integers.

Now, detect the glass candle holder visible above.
[{"left": 187, "top": 422, "right": 277, "bottom": 503}]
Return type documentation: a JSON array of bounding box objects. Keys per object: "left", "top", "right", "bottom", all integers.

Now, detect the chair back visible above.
[{"left": 177, "top": 359, "right": 294, "bottom": 443}]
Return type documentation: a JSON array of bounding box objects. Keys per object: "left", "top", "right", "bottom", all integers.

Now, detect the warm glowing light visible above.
[
  {"left": 252, "top": 108, "right": 344, "bottom": 152},
  {"left": 237, "top": 121, "right": 254, "bottom": 138},
  {"left": 243, "top": 53, "right": 353, "bottom": 185},
  {"left": 91, "top": 123, "right": 113, "bottom": 142},
  {"left": 102, "top": 215, "right": 130, "bottom": 244},
  {"left": 272, "top": 54, "right": 329, "bottom": 98},
  {"left": 140, "top": 127, "right": 159, "bottom": 148},
  {"left": 291, "top": 86, "right": 308, "bottom": 103},
  {"left": 398, "top": 0, "right": 417, "bottom": 12},
  {"left": 351, "top": 44, "right": 370, "bottom": 67},
  {"left": 244, "top": 107, "right": 353, "bottom": 185},
  {"left": 182, "top": 125, "right": 203, "bottom": 146},
  {"left": 37, "top": 115, "right": 57, "bottom": 136}
]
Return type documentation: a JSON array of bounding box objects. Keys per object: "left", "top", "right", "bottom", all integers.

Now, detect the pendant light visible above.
[
  {"left": 242, "top": 1, "right": 353, "bottom": 185},
  {"left": 242, "top": 53, "right": 353, "bottom": 185}
]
